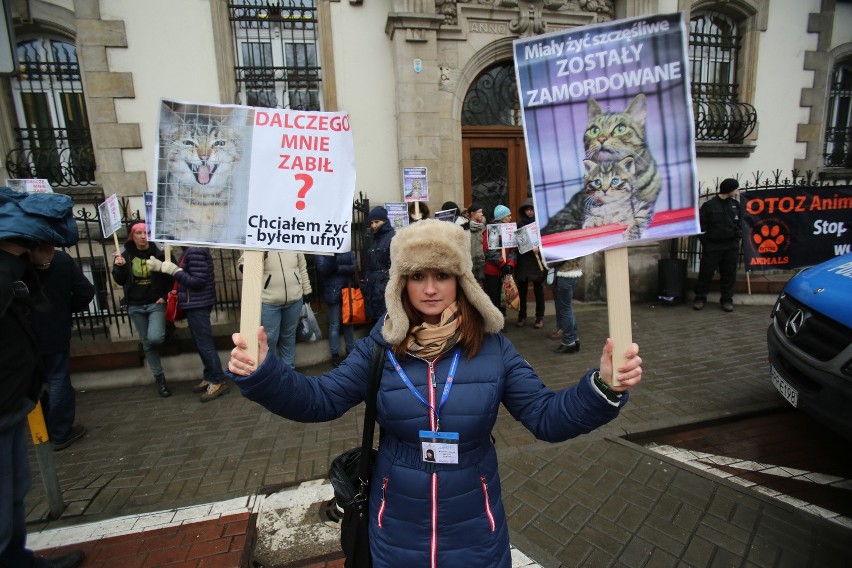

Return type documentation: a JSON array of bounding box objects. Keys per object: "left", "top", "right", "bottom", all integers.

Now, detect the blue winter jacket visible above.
[
  {"left": 231, "top": 321, "right": 628, "bottom": 568},
  {"left": 315, "top": 251, "right": 356, "bottom": 305},
  {"left": 172, "top": 247, "right": 217, "bottom": 310}
]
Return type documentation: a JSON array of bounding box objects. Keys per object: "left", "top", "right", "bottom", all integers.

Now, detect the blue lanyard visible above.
[{"left": 386, "top": 348, "right": 460, "bottom": 431}]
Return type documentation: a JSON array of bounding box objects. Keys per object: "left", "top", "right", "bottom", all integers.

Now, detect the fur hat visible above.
[
  {"left": 382, "top": 219, "right": 505, "bottom": 345},
  {"left": 368, "top": 206, "right": 389, "bottom": 223},
  {"left": 493, "top": 204, "right": 511, "bottom": 221},
  {"left": 719, "top": 178, "right": 739, "bottom": 194}
]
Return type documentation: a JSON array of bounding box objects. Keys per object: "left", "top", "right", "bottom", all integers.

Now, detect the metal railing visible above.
[{"left": 66, "top": 192, "right": 371, "bottom": 344}]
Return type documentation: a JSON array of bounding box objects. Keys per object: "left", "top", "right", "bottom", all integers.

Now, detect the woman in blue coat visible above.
[
  {"left": 228, "top": 220, "right": 642, "bottom": 568},
  {"left": 315, "top": 251, "right": 357, "bottom": 366}
]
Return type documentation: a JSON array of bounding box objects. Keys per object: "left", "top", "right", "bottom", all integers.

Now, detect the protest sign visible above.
[
  {"left": 143, "top": 192, "right": 153, "bottom": 238},
  {"left": 435, "top": 208, "right": 457, "bottom": 223},
  {"left": 514, "top": 12, "right": 699, "bottom": 263},
  {"left": 515, "top": 222, "right": 540, "bottom": 255},
  {"left": 6, "top": 178, "right": 53, "bottom": 193},
  {"left": 98, "top": 193, "right": 123, "bottom": 252},
  {"left": 486, "top": 223, "right": 517, "bottom": 250},
  {"left": 386, "top": 202, "right": 409, "bottom": 230},
  {"left": 514, "top": 13, "right": 700, "bottom": 377},
  {"left": 152, "top": 99, "right": 356, "bottom": 253},
  {"left": 741, "top": 186, "right": 852, "bottom": 270},
  {"left": 403, "top": 167, "right": 428, "bottom": 202}
]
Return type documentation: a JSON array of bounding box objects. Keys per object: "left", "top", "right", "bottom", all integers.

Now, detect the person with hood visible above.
[
  {"left": 1, "top": 188, "right": 85, "bottom": 568},
  {"left": 147, "top": 247, "right": 230, "bottom": 402},
  {"left": 239, "top": 251, "right": 312, "bottom": 368},
  {"left": 513, "top": 198, "right": 547, "bottom": 328},
  {"left": 226, "top": 219, "right": 643, "bottom": 568},
  {"left": 112, "top": 223, "right": 172, "bottom": 397},
  {"left": 315, "top": 251, "right": 358, "bottom": 366},
  {"left": 483, "top": 204, "right": 516, "bottom": 315},
  {"left": 361, "top": 206, "right": 395, "bottom": 320}
]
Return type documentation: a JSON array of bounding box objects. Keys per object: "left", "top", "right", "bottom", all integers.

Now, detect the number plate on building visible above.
[{"left": 770, "top": 365, "right": 798, "bottom": 408}]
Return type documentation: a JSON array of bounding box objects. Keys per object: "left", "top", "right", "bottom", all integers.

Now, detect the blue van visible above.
[{"left": 767, "top": 254, "right": 852, "bottom": 439}]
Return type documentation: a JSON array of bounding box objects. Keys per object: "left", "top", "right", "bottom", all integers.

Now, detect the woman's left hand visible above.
[{"left": 598, "top": 338, "right": 642, "bottom": 393}]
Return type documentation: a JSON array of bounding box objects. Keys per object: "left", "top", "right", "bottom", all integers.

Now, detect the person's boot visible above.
[{"left": 154, "top": 373, "right": 171, "bottom": 397}]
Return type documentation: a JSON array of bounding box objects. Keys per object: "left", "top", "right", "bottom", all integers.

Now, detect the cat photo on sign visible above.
[{"left": 155, "top": 101, "right": 253, "bottom": 245}]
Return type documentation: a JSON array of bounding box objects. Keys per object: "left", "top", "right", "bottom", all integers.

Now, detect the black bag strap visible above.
[{"left": 357, "top": 340, "right": 384, "bottom": 489}]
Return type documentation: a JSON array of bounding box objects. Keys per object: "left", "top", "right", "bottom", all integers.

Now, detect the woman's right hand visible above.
[
  {"left": 229, "top": 326, "right": 269, "bottom": 376},
  {"left": 113, "top": 253, "right": 125, "bottom": 266}
]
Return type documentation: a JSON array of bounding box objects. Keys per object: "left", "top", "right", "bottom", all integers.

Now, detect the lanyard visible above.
[{"left": 386, "top": 348, "right": 460, "bottom": 431}]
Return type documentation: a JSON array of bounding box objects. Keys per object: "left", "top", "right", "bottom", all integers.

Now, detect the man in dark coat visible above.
[
  {"left": 29, "top": 244, "right": 95, "bottom": 450},
  {"left": 694, "top": 178, "right": 745, "bottom": 312},
  {"left": 361, "top": 206, "right": 395, "bottom": 320},
  {"left": 147, "top": 247, "right": 230, "bottom": 402}
]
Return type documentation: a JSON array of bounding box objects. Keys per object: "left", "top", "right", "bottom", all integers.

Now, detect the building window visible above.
[
  {"left": 461, "top": 64, "right": 520, "bottom": 127},
  {"left": 689, "top": 11, "right": 757, "bottom": 143},
  {"left": 229, "top": 0, "right": 321, "bottom": 110},
  {"left": 824, "top": 61, "right": 852, "bottom": 168},
  {"left": 6, "top": 37, "right": 96, "bottom": 187}
]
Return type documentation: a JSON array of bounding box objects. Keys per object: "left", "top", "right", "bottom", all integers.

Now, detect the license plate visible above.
[{"left": 770, "top": 365, "right": 798, "bottom": 408}]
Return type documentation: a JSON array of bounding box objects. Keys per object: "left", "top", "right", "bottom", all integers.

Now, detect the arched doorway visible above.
[{"left": 461, "top": 63, "right": 528, "bottom": 220}]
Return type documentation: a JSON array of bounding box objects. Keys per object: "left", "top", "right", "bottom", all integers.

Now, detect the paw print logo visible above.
[{"left": 751, "top": 221, "right": 790, "bottom": 253}]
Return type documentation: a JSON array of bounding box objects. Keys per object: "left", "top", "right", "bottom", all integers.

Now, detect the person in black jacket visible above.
[
  {"left": 29, "top": 244, "right": 95, "bottom": 450},
  {"left": 112, "top": 223, "right": 172, "bottom": 396},
  {"left": 147, "top": 247, "right": 230, "bottom": 402},
  {"left": 513, "top": 198, "right": 547, "bottom": 328},
  {"left": 361, "top": 207, "right": 395, "bottom": 320},
  {"left": 693, "top": 178, "right": 745, "bottom": 312},
  {"left": 316, "top": 251, "right": 357, "bottom": 366}
]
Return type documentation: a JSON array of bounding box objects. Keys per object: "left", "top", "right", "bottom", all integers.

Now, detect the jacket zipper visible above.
[
  {"left": 480, "top": 476, "right": 496, "bottom": 532},
  {"left": 377, "top": 477, "right": 388, "bottom": 528}
]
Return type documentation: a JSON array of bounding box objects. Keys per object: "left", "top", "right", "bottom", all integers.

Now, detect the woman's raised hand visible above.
[
  {"left": 229, "top": 326, "right": 269, "bottom": 376},
  {"left": 598, "top": 338, "right": 642, "bottom": 393}
]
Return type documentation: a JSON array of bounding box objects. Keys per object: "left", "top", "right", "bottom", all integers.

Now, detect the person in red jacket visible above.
[{"left": 483, "top": 204, "right": 516, "bottom": 315}]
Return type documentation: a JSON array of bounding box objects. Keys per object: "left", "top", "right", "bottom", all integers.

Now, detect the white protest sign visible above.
[
  {"left": 6, "top": 178, "right": 53, "bottom": 193},
  {"left": 152, "top": 100, "right": 356, "bottom": 253},
  {"left": 98, "top": 194, "right": 122, "bottom": 238},
  {"left": 515, "top": 222, "right": 540, "bottom": 255}
]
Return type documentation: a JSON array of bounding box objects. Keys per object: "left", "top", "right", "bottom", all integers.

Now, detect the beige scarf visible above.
[{"left": 405, "top": 302, "right": 462, "bottom": 360}]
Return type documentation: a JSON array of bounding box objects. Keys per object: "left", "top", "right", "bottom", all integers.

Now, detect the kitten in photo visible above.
[
  {"left": 542, "top": 94, "right": 661, "bottom": 236},
  {"left": 581, "top": 157, "right": 650, "bottom": 240},
  {"left": 156, "top": 104, "right": 249, "bottom": 243}
]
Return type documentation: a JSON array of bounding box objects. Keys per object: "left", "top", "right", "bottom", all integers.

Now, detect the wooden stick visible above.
[
  {"left": 112, "top": 233, "right": 120, "bottom": 257},
  {"left": 534, "top": 250, "right": 544, "bottom": 271},
  {"left": 605, "top": 247, "right": 632, "bottom": 387},
  {"left": 240, "top": 251, "right": 265, "bottom": 362},
  {"left": 747, "top": 271, "right": 752, "bottom": 295},
  {"left": 412, "top": 200, "right": 421, "bottom": 221}
]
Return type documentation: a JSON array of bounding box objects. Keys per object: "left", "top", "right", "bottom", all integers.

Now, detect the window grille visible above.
[
  {"left": 689, "top": 12, "right": 756, "bottom": 142},
  {"left": 462, "top": 64, "right": 521, "bottom": 127},
  {"left": 824, "top": 61, "right": 852, "bottom": 168},
  {"left": 228, "top": 0, "right": 322, "bottom": 110},
  {"left": 5, "top": 37, "right": 96, "bottom": 187}
]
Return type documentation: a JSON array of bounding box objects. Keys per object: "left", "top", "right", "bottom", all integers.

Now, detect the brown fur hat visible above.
[{"left": 382, "top": 219, "right": 505, "bottom": 345}]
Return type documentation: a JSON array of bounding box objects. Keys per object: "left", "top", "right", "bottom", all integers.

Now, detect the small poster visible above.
[
  {"left": 98, "top": 194, "right": 123, "bottom": 238},
  {"left": 486, "top": 222, "right": 518, "bottom": 250},
  {"left": 143, "top": 192, "right": 153, "bottom": 238},
  {"left": 403, "top": 167, "right": 428, "bottom": 202},
  {"left": 435, "top": 208, "right": 457, "bottom": 223},
  {"left": 5, "top": 178, "right": 53, "bottom": 193},
  {"left": 385, "top": 202, "right": 409, "bottom": 230},
  {"left": 515, "top": 222, "right": 540, "bottom": 254}
]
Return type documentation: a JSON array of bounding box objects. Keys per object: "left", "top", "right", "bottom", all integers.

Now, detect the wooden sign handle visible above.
[
  {"left": 604, "top": 247, "right": 632, "bottom": 387},
  {"left": 239, "top": 251, "right": 265, "bottom": 362}
]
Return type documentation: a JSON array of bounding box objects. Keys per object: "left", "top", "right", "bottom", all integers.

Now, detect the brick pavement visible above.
[{"left": 25, "top": 299, "right": 852, "bottom": 566}]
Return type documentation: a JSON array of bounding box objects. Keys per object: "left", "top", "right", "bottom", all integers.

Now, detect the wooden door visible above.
[{"left": 462, "top": 126, "right": 529, "bottom": 221}]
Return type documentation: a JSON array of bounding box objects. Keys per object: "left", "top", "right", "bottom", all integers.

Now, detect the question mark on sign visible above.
[{"left": 295, "top": 173, "right": 314, "bottom": 211}]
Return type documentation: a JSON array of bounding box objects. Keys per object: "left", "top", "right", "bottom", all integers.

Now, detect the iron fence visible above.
[
  {"left": 67, "top": 192, "right": 371, "bottom": 344},
  {"left": 671, "top": 170, "right": 852, "bottom": 273}
]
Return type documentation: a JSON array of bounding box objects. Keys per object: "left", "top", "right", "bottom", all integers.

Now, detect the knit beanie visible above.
[
  {"left": 493, "top": 204, "right": 511, "bottom": 221},
  {"left": 719, "top": 178, "right": 739, "bottom": 194},
  {"left": 368, "top": 206, "right": 389, "bottom": 223},
  {"left": 467, "top": 202, "right": 484, "bottom": 215},
  {"left": 382, "top": 219, "right": 505, "bottom": 345}
]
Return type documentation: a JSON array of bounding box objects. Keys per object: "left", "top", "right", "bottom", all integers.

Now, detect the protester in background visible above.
[
  {"left": 29, "top": 243, "right": 95, "bottom": 450},
  {"left": 240, "top": 251, "right": 312, "bottom": 368},
  {"left": 316, "top": 251, "right": 357, "bottom": 367},
  {"left": 362, "top": 206, "right": 395, "bottom": 320},
  {"left": 466, "top": 202, "right": 486, "bottom": 286},
  {"left": 513, "top": 198, "right": 547, "bottom": 329},
  {"left": 440, "top": 201, "right": 469, "bottom": 229},
  {"left": 227, "top": 219, "right": 642, "bottom": 568},
  {"left": 147, "top": 247, "right": 230, "bottom": 402},
  {"left": 693, "top": 178, "right": 744, "bottom": 313},
  {"left": 112, "top": 223, "right": 172, "bottom": 397},
  {"left": 408, "top": 201, "right": 430, "bottom": 223},
  {"left": 1, "top": 188, "right": 85, "bottom": 568},
  {"left": 483, "top": 204, "right": 516, "bottom": 315},
  {"left": 550, "top": 257, "right": 583, "bottom": 354}
]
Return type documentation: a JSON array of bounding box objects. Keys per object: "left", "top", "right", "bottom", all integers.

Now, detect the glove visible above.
[
  {"left": 161, "top": 261, "right": 182, "bottom": 276},
  {"left": 303, "top": 293, "right": 312, "bottom": 305},
  {"left": 145, "top": 257, "right": 163, "bottom": 272},
  {"left": 501, "top": 264, "right": 513, "bottom": 275}
]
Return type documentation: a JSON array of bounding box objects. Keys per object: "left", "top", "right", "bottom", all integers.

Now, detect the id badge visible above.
[{"left": 419, "top": 430, "right": 459, "bottom": 464}]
